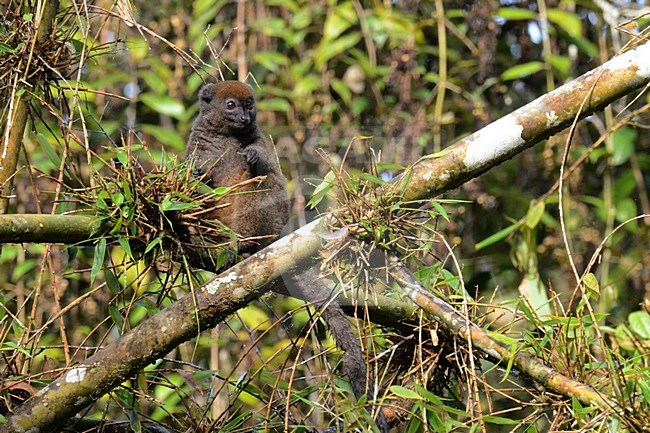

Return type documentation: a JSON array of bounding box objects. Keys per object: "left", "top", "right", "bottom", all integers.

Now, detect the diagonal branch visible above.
[{"left": 390, "top": 261, "right": 611, "bottom": 408}]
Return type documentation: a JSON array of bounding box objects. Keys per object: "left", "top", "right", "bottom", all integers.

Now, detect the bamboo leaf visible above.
[
  {"left": 91, "top": 238, "right": 107, "bottom": 284},
  {"left": 475, "top": 220, "right": 523, "bottom": 250},
  {"left": 501, "top": 62, "right": 545, "bottom": 81}
]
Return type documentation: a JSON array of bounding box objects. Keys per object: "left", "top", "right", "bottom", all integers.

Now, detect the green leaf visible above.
[
  {"left": 615, "top": 198, "right": 637, "bottom": 225},
  {"left": 215, "top": 248, "right": 231, "bottom": 270},
  {"left": 639, "top": 381, "right": 650, "bottom": 404},
  {"left": 315, "top": 32, "right": 361, "bottom": 68},
  {"left": 549, "top": 54, "right": 572, "bottom": 78},
  {"left": 12, "top": 259, "right": 37, "bottom": 281},
  {"left": 91, "top": 238, "right": 107, "bottom": 284},
  {"left": 376, "top": 162, "right": 405, "bottom": 172},
  {"left": 105, "top": 268, "right": 122, "bottom": 294},
  {"left": 251, "top": 51, "right": 291, "bottom": 72},
  {"left": 257, "top": 98, "right": 291, "bottom": 113},
  {"left": 1, "top": 342, "right": 33, "bottom": 357},
  {"left": 569, "top": 35, "right": 598, "bottom": 57},
  {"left": 219, "top": 411, "right": 251, "bottom": 431},
  {"left": 475, "top": 220, "right": 523, "bottom": 250},
  {"left": 212, "top": 186, "right": 229, "bottom": 196},
  {"left": 547, "top": 9, "right": 582, "bottom": 38},
  {"left": 140, "top": 124, "right": 185, "bottom": 151},
  {"left": 116, "top": 149, "right": 128, "bottom": 166},
  {"left": 160, "top": 195, "right": 194, "bottom": 211},
  {"left": 501, "top": 61, "right": 545, "bottom": 81},
  {"left": 405, "top": 414, "right": 422, "bottom": 433},
  {"left": 610, "top": 126, "right": 637, "bottom": 166},
  {"left": 518, "top": 273, "right": 551, "bottom": 317},
  {"left": 629, "top": 311, "right": 650, "bottom": 339},
  {"left": 118, "top": 237, "right": 135, "bottom": 261},
  {"left": 108, "top": 304, "right": 125, "bottom": 334},
  {"left": 483, "top": 415, "right": 520, "bottom": 425},
  {"left": 582, "top": 273, "right": 600, "bottom": 296},
  {"left": 0, "top": 42, "right": 14, "bottom": 53},
  {"left": 359, "top": 172, "right": 389, "bottom": 186},
  {"left": 112, "top": 192, "right": 125, "bottom": 207},
  {"left": 389, "top": 385, "right": 422, "bottom": 400},
  {"left": 525, "top": 201, "right": 545, "bottom": 229},
  {"left": 293, "top": 75, "right": 321, "bottom": 97},
  {"left": 37, "top": 133, "right": 62, "bottom": 167},
  {"left": 323, "top": 2, "right": 357, "bottom": 41},
  {"left": 487, "top": 330, "right": 518, "bottom": 346},
  {"left": 291, "top": 7, "right": 312, "bottom": 30},
  {"left": 144, "top": 237, "right": 161, "bottom": 255},
  {"left": 496, "top": 7, "right": 536, "bottom": 21},
  {"left": 614, "top": 324, "right": 635, "bottom": 351},
  {"left": 308, "top": 171, "right": 336, "bottom": 209},
  {"left": 430, "top": 200, "right": 449, "bottom": 221},
  {"left": 330, "top": 78, "right": 352, "bottom": 105},
  {"left": 414, "top": 384, "right": 443, "bottom": 405},
  {"left": 139, "top": 93, "right": 185, "bottom": 119}
]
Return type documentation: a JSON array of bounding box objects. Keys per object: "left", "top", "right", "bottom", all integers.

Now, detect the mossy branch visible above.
[
  {"left": 3, "top": 41, "right": 649, "bottom": 432},
  {"left": 0, "top": 215, "right": 98, "bottom": 243}
]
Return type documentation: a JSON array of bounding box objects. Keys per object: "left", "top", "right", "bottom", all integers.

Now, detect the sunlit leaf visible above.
[
  {"left": 323, "top": 1, "right": 356, "bottom": 41},
  {"left": 547, "top": 9, "right": 582, "bottom": 38},
  {"left": 389, "top": 385, "right": 422, "bottom": 400},
  {"left": 525, "top": 201, "right": 545, "bottom": 229},
  {"left": 629, "top": 311, "right": 650, "bottom": 339},
  {"left": 582, "top": 273, "right": 600, "bottom": 296},
  {"left": 140, "top": 124, "right": 185, "bottom": 151},
  {"left": 501, "top": 62, "right": 545, "bottom": 81},
  {"left": 518, "top": 273, "right": 551, "bottom": 317},
  {"left": 308, "top": 171, "right": 336, "bottom": 209},
  {"left": 475, "top": 220, "right": 523, "bottom": 250},
  {"left": 497, "top": 7, "right": 536, "bottom": 21},
  {"left": 252, "top": 51, "right": 291, "bottom": 72},
  {"left": 315, "top": 32, "right": 361, "bottom": 68},
  {"left": 139, "top": 93, "right": 184, "bottom": 119},
  {"left": 258, "top": 98, "right": 291, "bottom": 113}
]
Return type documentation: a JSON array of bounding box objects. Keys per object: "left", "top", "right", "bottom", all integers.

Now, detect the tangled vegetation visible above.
[{"left": 0, "top": 1, "right": 648, "bottom": 432}]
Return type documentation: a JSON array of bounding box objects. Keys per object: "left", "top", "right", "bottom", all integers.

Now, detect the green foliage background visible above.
[{"left": 0, "top": 0, "right": 649, "bottom": 431}]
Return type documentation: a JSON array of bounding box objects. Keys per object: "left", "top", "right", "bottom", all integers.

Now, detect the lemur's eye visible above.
[
  {"left": 245, "top": 99, "right": 254, "bottom": 110},
  {"left": 226, "top": 100, "right": 236, "bottom": 110}
]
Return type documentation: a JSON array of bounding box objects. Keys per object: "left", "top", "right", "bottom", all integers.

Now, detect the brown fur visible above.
[{"left": 186, "top": 81, "right": 289, "bottom": 260}]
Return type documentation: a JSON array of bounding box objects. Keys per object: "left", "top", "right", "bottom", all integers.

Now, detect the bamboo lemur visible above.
[
  {"left": 186, "top": 81, "right": 289, "bottom": 258},
  {"left": 186, "top": 81, "right": 389, "bottom": 432}
]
